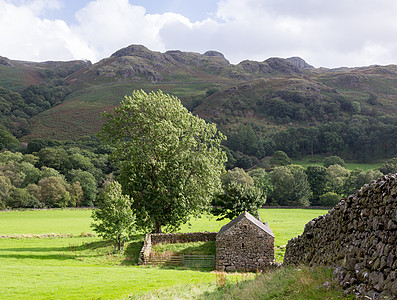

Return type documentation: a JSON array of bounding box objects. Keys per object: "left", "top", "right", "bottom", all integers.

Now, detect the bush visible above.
[
  {"left": 270, "top": 151, "right": 291, "bottom": 167},
  {"left": 379, "top": 158, "right": 397, "bottom": 174},
  {"left": 323, "top": 156, "right": 345, "bottom": 168},
  {"left": 319, "top": 192, "right": 340, "bottom": 207},
  {"left": 7, "top": 188, "right": 43, "bottom": 208}
]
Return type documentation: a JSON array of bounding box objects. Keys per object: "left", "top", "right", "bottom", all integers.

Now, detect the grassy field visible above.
[
  {"left": 0, "top": 208, "right": 329, "bottom": 299},
  {"left": 0, "top": 209, "right": 92, "bottom": 235},
  {"left": 292, "top": 156, "right": 383, "bottom": 171}
]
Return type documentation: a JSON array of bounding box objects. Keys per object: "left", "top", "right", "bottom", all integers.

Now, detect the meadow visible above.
[
  {"left": 0, "top": 208, "right": 329, "bottom": 299},
  {"left": 291, "top": 156, "right": 383, "bottom": 171}
]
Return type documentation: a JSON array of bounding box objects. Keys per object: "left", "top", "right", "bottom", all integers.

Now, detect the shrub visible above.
[
  {"left": 319, "top": 192, "right": 340, "bottom": 207},
  {"left": 7, "top": 188, "right": 43, "bottom": 208},
  {"left": 270, "top": 151, "right": 291, "bottom": 167},
  {"left": 379, "top": 158, "right": 397, "bottom": 174},
  {"left": 323, "top": 156, "right": 345, "bottom": 168}
]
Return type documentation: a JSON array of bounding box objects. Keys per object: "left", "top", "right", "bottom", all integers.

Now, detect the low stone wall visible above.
[
  {"left": 284, "top": 174, "right": 397, "bottom": 298},
  {"left": 150, "top": 232, "right": 217, "bottom": 245},
  {"left": 138, "top": 232, "right": 217, "bottom": 265}
]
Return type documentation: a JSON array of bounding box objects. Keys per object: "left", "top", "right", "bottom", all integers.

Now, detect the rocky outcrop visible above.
[
  {"left": 284, "top": 174, "right": 397, "bottom": 299},
  {"left": 0, "top": 56, "right": 12, "bottom": 66},
  {"left": 238, "top": 60, "right": 272, "bottom": 76},
  {"left": 203, "top": 51, "right": 230, "bottom": 65},
  {"left": 165, "top": 50, "right": 201, "bottom": 65},
  {"left": 111, "top": 45, "right": 165, "bottom": 63},
  {"left": 286, "top": 57, "right": 314, "bottom": 69},
  {"left": 265, "top": 57, "right": 303, "bottom": 75}
]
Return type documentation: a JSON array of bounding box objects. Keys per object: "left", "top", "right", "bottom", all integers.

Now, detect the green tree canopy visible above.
[
  {"left": 325, "top": 164, "right": 350, "bottom": 195},
  {"left": 270, "top": 150, "right": 291, "bottom": 167},
  {"left": 91, "top": 181, "right": 135, "bottom": 251},
  {"left": 270, "top": 165, "right": 311, "bottom": 206},
  {"left": 379, "top": 157, "right": 397, "bottom": 174},
  {"left": 248, "top": 168, "right": 273, "bottom": 196},
  {"left": 211, "top": 182, "right": 265, "bottom": 221},
  {"left": 68, "top": 169, "right": 97, "bottom": 207},
  {"left": 319, "top": 192, "right": 340, "bottom": 207},
  {"left": 221, "top": 167, "right": 254, "bottom": 187},
  {"left": 37, "top": 176, "right": 67, "bottom": 207},
  {"left": 343, "top": 168, "right": 382, "bottom": 196},
  {"left": 100, "top": 90, "right": 226, "bottom": 233},
  {"left": 323, "top": 155, "right": 346, "bottom": 168},
  {"left": 305, "top": 165, "right": 327, "bottom": 206}
]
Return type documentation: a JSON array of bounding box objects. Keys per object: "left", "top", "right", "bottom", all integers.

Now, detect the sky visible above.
[{"left": 1, "top": 0, "right": 397, "bottom": 68}]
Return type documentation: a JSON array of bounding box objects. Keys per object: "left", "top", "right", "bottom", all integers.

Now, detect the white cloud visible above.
[
  {"left": 0, "top": 0, "right": 95, "bottom": 61},
  {"left": 161, "top": 0, "right": 397, "bottom": 67},
  {"left": 72, "top": 0, "right": 191, "bottom": 60},
  {"left": 1, "top": 0, "right": 397, "bottom": 67}
]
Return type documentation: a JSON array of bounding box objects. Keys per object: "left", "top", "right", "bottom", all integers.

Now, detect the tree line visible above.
[
  {"left": 0, "top": 137, "right": 114, "bottom": 210},
  {"left": 225, "top": 114, "right": 397, "bottom": 170}
]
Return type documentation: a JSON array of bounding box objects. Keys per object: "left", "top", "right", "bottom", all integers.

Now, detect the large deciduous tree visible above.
[{"left": 100, "top": 90, "right": 226, "bottom": 233}]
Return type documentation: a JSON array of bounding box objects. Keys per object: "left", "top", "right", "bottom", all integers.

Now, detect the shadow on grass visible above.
[
  {"left": 148, "top": 241, "right": 216, "bottom": 272},
  {"left": 0, "top": 234, "right": 147, "bottom": 265},
  {"left": 67, "top": 240, "right": 112, "bottom": 252},
  {"left": 0, "top": 253, "right": 77, "bottom": 260},
  {"left": 122, "top": 239, "right": 144, "bottom": 266},
  {"left": 0, "top": 244, "right": 83, "bottom": 261}
]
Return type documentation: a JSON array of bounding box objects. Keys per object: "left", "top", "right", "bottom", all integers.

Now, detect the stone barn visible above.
[{"left": 216, "top": 211, "right": 275, "bottom": 272}]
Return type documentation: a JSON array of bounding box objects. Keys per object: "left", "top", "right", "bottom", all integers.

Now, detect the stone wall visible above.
[
  {"left": 216, "top": 218, "right": 275, "bottom": 272},
  {"left": 284, "top": 174, "right": 397, "bottom": 298},
  {"left": 138, "top": 232, "right": 217, "bottom": 265}
]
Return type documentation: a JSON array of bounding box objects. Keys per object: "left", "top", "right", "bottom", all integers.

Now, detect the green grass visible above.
[
  {"left": 27, "top": 79, "right": 234, "bottom": 140},
  {"left": 0, "top": 236, "right": 220, "bottom": 299},
  {"left": 137, "top": 266, "right": 349, "bottom": 299},
  {"left": 0, "top": 208, "right": 329, "bottom": 299},
  {"left": 0, "top": 209, "right": 92, "bottom": 235},
  {"left": 292, "top": 156, "right": 383, "bottom": 171},
  {"left": 151, "top": 241, "right": 216, "bottom": 256}
]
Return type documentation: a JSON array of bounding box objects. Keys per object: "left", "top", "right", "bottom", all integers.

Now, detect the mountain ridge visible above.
[{"left": 0, "top": 44, "right": 397, "bottom": 143}]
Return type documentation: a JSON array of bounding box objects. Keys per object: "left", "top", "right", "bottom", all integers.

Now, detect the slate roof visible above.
[{"left": 216, "top": 211, "right": 275, "bottom": 238}]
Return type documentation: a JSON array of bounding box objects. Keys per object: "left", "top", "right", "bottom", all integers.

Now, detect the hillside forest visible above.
[{"left": 1, "top": 45, "right": 397, "bottom": 210}]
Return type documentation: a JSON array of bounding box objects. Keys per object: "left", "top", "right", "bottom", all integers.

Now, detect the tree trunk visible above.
[{"left": 154, "top": 219, "right": 162, "bottom": 233}]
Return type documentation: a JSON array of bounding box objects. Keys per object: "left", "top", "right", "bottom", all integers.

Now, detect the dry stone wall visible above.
[
  {"left": 138, "top": 232, "right": 216, "bottom": 265},
  {"left": 284, "top": 174, "right": 397, "bottom": 298}
]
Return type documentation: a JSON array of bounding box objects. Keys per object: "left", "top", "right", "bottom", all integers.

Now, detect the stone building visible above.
[{"left": 216, "top": 211, "right": 275, "bottom": 272}]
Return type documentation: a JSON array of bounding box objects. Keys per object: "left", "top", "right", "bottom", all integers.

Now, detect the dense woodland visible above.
[
  {"left": 0, "top": 81, "right": 397, "bottom": 210},
  {"left": 0, "top": 137, "right": 114, "bottom": 209},
  {"left": 0, "top": 131, "right": 396, "bottom": 210}
]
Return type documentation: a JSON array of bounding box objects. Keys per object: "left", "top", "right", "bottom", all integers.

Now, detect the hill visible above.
[
  {"left": 21, "top": 45, "right": 310, "bottom": 140},
  {"left": 1, "top": 44, "right": 397, "bottom": 163}
]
